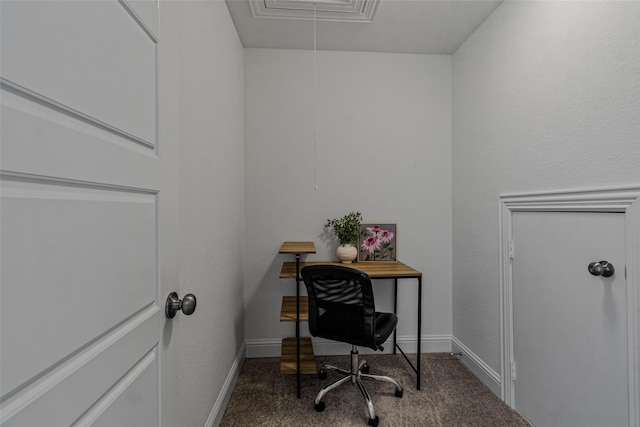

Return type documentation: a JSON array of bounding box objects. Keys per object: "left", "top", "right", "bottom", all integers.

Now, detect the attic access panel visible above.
[{"left": 250, "top": 0, "right": 379, "bottom": 22}]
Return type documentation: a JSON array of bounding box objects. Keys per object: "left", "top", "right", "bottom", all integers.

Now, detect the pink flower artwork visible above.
[
  {"left": 378, "top": 229, "right": 394, "bottom": 244},
  {"left": 361, "top": 235, "right": 381, "bottom": 254},
  {"left": 358, "top": 223, "right": 397, "bottom": 262}
]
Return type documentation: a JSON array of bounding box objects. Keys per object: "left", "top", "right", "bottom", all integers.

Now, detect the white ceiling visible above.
[{"left": 225, "top": 0, "right": 504, "bottom": 54}]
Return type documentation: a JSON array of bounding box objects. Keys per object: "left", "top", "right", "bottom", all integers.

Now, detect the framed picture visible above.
[{"left": 358, "top": 223, "right": 397, "bottom": 262}]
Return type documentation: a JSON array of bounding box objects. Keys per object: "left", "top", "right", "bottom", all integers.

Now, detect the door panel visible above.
[
  {"left": 0, "top": 1, "right": 169, "bottom": 426},
  {"left": 1, "top": 0, "right": 157, "bottom": 145},
  {"left": 1, "top": 182, "right": 156, "bottom": 393},
  {"left": 73, "top": 352, "right": 158, "bottom": 427},
  {"left": 0, "top": 88, "right": 159, "bottom": 189},
  {"left": 512, "top": 211, "right": 627, "bottom": 427},
  {"left": 0, "top": 310, "right": 159, "bottom": 427}
]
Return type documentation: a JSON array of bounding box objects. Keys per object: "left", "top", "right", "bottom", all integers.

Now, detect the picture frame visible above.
[{"left": 358, "top": 223, "right": 397, "bottom": 262}]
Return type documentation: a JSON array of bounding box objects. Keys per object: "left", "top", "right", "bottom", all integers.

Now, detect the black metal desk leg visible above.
[
  {"left": 393, "top": 278, "right": 398, "bottom": 354},
  {"left": 295, "top": 254, "right": 301, "bottom": 398},
  {"left": 417, "top": 276, "right": 422, "bottom": 390}
]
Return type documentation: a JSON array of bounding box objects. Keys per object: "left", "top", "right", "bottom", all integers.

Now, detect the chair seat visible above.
[
  {"left": 316, "top": 310, "right": 397, "bottom": 351},
  {"left": 373, "top": 312, "right": 397, "bottom": 348}
]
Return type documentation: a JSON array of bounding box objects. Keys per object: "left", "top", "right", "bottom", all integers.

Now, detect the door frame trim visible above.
[{"left": 499, "top": 186, "right": 640, "bottom": 426}]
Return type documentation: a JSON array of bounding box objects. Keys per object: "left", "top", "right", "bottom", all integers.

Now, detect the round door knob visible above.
[
  {"left": 165, "top": 292, "right": 197, "bottom": 318},
  {"left": 588, "top": 262, "right": 603, "bottom": 276},
  {"left": 181, "top": 294, "right": 197, "bottom": 315},
  {"left": 588, "top": 261, "right": 614, "bottom": 278}
]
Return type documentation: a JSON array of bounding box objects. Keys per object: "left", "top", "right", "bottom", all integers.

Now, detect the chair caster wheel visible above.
[
  {"left": 361, "top": 363, "right": 370, "bottom": 374},
  {"left": 395, "top": 388, "right": 403, "bottom": 398},
  {"left": 368, "top": 415, "right": 379, "bottom": 426},
  {"left": 318, "top": 369, "right": 327, "bottom": 380},
  {"left": 314, "top": 401, "right": 326, "bottom": 412}
]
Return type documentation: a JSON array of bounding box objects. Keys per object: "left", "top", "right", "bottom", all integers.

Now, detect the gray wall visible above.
[
  {"left": 244, "top": 49, "right": 453, "bottom": 356},
  {"left": 452, "top": 0, "right": 640, "bottom": 383},
  {"left": 177, "top": 2, "right": 245, "bottom": 426},
  {"left": 170, "top": 2, "right": 639, "bottom": 423}
]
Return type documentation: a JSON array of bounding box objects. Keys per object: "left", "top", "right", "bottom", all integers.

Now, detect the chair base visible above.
[{"left": 314, "top": 346, "right": 403, "bottom": 426}]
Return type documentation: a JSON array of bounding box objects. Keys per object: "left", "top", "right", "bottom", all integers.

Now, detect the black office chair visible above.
[{"left": 301, "top": 265, "right": 403, "bottom": 426}]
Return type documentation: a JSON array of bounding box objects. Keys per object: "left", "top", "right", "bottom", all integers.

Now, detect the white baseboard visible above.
[
  {"left": 244, "top": 338, "right": 280, "bottom": 358},
  {"left": 241, "top": 337, "right": 504, "bottom": 407},
  {"left": 246, "top": 335, "right": 452, "bottom": 358},
  {"left": 205, "top": 342, "right": 246, "bottom": 427},
  {"left": 451, "top": 336, "right": 502, "bottom": 397},
  {"left": 245, "top": 336, "right": 502, "bottom": 398}
]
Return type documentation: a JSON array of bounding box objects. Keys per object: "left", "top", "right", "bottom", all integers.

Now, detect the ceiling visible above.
[{"left": 225, "top": 0, "right": 504, "bottom": 54}]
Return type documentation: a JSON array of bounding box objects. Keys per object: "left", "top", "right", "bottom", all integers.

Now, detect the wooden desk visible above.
[
  {"left": 280, "top": 261, "right": 423, "bottom": 391},
  {"left": 280, "top": 261, "right": 421, "bottom": 279}
]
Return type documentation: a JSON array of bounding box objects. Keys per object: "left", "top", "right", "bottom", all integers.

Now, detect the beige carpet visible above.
[{"left": 220, "top": 353, "right": 529, "bottom": 426}]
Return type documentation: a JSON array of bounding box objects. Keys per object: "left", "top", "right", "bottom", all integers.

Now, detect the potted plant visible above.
[{"left": 325, "top": 211, "right": 365, "bottom": 263}]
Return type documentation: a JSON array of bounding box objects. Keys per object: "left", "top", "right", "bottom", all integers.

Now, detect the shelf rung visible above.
[
  {"left": 280, "top": 296, "right": 308, "bottom": 321},
  {"left": 280, "top": 337, "right": 316, "bottom": 374},
  {"left": 279, "top": 241, "right": 316, "bottom": 254}
]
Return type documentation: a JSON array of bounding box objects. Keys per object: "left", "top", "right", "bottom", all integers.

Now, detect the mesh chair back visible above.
[{"left": 301, "top": 265, "right": 378, "bottom": 350}]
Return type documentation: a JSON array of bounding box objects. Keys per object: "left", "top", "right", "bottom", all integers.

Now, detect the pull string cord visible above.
[{"left": 313, "top": 3, "right": 319, "bottom": 191}]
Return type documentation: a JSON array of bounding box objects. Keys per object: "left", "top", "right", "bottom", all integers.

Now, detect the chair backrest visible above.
[{"left": 301, "top": 264, "right": 378, "bottom": 350}]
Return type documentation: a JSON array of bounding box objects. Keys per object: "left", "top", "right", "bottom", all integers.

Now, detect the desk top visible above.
[
  {"left": 279, "top": 241, "right": 316, "bottom": 254},
  {"left": 279, "top": 261, "right": 421, "bottom": 279}
]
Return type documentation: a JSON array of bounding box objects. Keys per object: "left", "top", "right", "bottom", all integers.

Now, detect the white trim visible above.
[
  {"left": 205, "top": 343, "right": 246, "bottom": 427},
  {"left": 245, "top": 338, "right": 281, "bottom": 358},
  {"left": 249, "top": 0, "right": 378, "bottom": 22},
  {"left": 499, "top": 186, "right": 639, "bottom": 426},
  {"left": 451, "top": 336, "right": 502, "bottom": 396},
  {"left": 118, "top": 0, "right": 159, "bottom": 43},
  {"left": 245, "top": 334, "right": 452, "bottom": 358},
  {"left": 628, "top": 194, "right": 640, "bottom": 427}
]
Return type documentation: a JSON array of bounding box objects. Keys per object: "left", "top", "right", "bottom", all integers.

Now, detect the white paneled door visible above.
[
  {"left": 511, "top": 211, "right": 628, "bottom": 427},
  {"left": 1, "top": 1, "right": 180, "bottom": 426}
]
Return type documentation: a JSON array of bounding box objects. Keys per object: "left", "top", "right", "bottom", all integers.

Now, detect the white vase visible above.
[{"left": 336, "top": 244, "right": 358, "bottom": 264}]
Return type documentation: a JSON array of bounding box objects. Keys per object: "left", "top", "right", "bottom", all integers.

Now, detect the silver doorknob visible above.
[
  {"left": 165, "top": 292, "right": 197, "bottom": 318},
  {"left": 588, "top": 261, "right": 615, "bottom": 277}
]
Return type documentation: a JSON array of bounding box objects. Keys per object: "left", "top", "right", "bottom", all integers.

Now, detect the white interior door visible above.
[
  {"left": 1, "top": 1, "right": 179, "bottom": 426},
  {"left": 511, "top": 211, "right": 628, "bottom": 427}
]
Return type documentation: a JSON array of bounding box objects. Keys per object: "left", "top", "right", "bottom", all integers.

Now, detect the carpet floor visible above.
[{"left": 220, "top": 353, "right": 529, "bottom": 426}]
